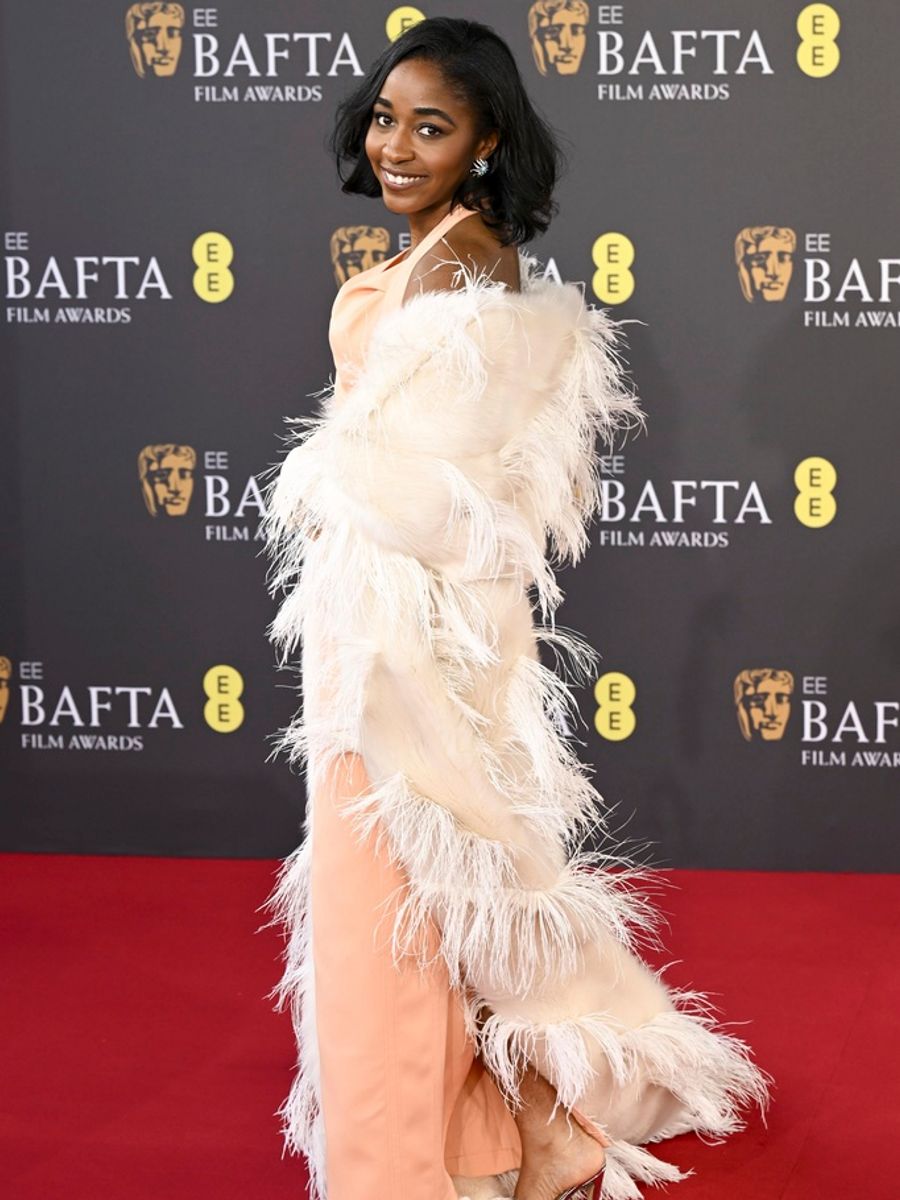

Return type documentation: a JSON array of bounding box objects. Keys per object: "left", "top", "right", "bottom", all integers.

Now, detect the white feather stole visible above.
[{"left": 259, "top": 255, "right": 773, "bottom": 1200}]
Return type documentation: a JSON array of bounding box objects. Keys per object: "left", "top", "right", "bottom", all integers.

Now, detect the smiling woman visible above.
[
  {"left": 328, "top": 17, "right": 562, "bottom": 253},
  {"left": 262, "top": 15, "right": 771, "bottom": 1200},
  {"left": 365, "top": 67, "right": 488, "bottom": 217},
  {"left": 362, "top": 58, "right": 524, "bottom": 302}
]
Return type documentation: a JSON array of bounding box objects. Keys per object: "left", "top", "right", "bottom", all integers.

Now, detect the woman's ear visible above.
[{"left": 478, "top": 132, "right": 499, "bottom": 161}]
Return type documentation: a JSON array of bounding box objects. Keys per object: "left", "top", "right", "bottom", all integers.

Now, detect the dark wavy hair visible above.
[{"left": 329, "top": 17, "right": 566, "bottom": 247}]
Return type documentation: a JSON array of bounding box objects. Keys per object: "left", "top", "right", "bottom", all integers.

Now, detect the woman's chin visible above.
[
  {"left": 382, "top": 198, "right": 426, "bottom": 219},
  {"left": 381, "top": 188, "right": 423, "bottom": 208}
]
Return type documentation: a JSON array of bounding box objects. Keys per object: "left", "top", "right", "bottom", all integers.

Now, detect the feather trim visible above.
[
  {"left": 598, "top": 1140, "right": 693, "bottom": 1200},
  {"left": 470, "top": 986, "right": 773, "bottom": 1127},
  {"left": 259, "top": 257, "right": 772, "bottom": 1200},
  {"left": 336, "top": 769, "right": 669, "bottom": 996},
  {"left": 258, "top": 252, "right": 647, "bottom": 621},
  {"left": 255, "top": 837, "right": 326, "bottom": 1200}
]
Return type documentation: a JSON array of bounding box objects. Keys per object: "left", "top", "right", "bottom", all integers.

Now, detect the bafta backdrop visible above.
[{"left": 1, "top": 2, "right": 897, "bottom": 870}]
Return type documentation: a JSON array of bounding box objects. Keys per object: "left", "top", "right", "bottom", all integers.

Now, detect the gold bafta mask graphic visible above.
[
  {"left": 138, "top": 444, "right": 196, "bottom": 517},
  {"left": 733, "top": 668, "right": 795, "bottom": 742},
  {"left": 126, "top": 2, "right": 185, "bottom": 79},
  {"left": 735, "top": 226, "right": 796, "bottom": 303},
  {"left": 0, "top": 656, "right": 10, "bottom": 723},
  {"left": 528, "top": 0, "right": 589, "bottom": 77},
  {"left": 330, "top": 226, "right": 392, "bottom": 286}
]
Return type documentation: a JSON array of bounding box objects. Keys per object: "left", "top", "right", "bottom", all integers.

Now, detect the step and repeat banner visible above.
[{"left": 1, "top": 3, "right": 897, "bottom": 869}]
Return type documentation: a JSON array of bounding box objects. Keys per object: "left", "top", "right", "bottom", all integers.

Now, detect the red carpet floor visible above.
[{"left": 1, "top": 853, "right": 897, "bottom": 1198}]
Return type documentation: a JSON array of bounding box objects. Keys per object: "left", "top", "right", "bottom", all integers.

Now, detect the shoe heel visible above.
[{"left": 556, "top": 1169, "right": 603, "bottom": 1200}]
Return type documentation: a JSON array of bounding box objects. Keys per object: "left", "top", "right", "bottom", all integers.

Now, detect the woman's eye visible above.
[{"left": 373, "top": 113, "right": 441, "bottom": 137}]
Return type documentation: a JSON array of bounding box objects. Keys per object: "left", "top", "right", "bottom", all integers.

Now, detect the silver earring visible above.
[{"left": 469, "top": 156, "right": 490, "bottom": 177}]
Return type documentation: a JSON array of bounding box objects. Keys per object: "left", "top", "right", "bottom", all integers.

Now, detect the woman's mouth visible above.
[{"left": 381, "top": 167, "right": 428, "bottom": 191}]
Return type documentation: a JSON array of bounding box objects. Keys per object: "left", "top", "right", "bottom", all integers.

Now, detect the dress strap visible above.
[
  {"left": 411, "top": 204, "right": 483, "bottom": 264},
  {"left": 380, "top": 205, "right": 482, "bottom": 314}
]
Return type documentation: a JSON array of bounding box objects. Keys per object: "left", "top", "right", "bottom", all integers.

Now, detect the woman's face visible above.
[{"left": 364, "top": 57, "right": 497, "bottom": 218}]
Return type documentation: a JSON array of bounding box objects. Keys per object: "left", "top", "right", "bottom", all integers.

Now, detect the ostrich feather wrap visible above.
[{"left": 259, "top": 256, "right": 772, "bottom": 1200}]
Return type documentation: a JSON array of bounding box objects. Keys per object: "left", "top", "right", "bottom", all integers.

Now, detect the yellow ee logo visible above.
[
  {"left": 796, "top": 4, "right": 840, "bottom": 77},
  {"left": 193, "top": 232, "right": 234, "bottom": 303},
  {"left": 794, "top": 455, "right": 837, "bottom": 527},
  {"left": 593, "top": 671, "right": 636, "bottom": 741},
  {"left": 591, "top": 233, "right": 635, "bottom": 305},
  {"left": 203, "top": 664, "right": 245, "bottom": 732},
  {"left": 386, "top": 8, "right": 426, "bottom": 41}
]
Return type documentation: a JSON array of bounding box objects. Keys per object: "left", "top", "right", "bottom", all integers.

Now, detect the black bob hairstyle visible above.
[{"left": 329, "top": 17, "right": 567, "bottom": 247}]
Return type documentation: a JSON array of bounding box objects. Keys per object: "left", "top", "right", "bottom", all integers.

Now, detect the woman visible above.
[{"left": 261, "top": 17, "right": 772, "bottom": 1200}]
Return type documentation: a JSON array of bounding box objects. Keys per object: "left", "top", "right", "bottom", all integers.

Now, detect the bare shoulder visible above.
[{"left": 403, "top": 212, "right": 521, "bottom": 305}]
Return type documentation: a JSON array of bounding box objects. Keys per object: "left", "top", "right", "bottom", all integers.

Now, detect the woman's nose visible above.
[{"left": 384, "top": 130, "right": 412, "bottom": 159}]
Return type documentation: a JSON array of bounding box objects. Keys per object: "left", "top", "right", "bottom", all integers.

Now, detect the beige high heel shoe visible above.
[{"left": 556, "top": 1106, "right": 610, "bottom": 1200}]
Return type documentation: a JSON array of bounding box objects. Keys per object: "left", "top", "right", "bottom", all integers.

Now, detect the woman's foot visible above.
[{"left": 511, "top": 1068, "right": 606, "bottom": 1200}]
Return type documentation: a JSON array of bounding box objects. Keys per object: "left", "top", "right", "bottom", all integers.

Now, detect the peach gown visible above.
[{"left": 311, "top": 205, "right": 523, "bottom": 1198}]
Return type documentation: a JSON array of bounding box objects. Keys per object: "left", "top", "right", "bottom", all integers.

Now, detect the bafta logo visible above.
[
  {"left": 138, "top": 444, "right": 196, "bottom": 517},
  {"left": 735, "top": 226, "right": 796, "bottom": 303},
  {"left": 734, "top": 668, "right": 795, "bottom": 742},
  {"left": 126, "top": 2, "right": 184, "bottom": 79},
  {"left": 331, "top": 226, "right": 392, "bottom": 286},
  {"left": 528, "top": 0, "right": 588, "bottom": 77},
  {"left": 0, "top": 657, "right": 10, "bottom": 723}
]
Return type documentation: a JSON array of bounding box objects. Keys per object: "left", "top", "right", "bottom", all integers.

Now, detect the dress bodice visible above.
[{"left": 328, "top": 204, "right": 482, "bottom": 399}]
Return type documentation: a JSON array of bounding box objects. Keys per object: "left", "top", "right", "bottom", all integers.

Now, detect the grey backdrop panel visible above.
[{"left": 1, "top": 2, "right": 897, "bottom": 869}]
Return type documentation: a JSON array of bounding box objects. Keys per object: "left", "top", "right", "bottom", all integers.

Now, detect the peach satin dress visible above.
[{"left": 311, "top": 206, "right": 522, "bottom": 1198}]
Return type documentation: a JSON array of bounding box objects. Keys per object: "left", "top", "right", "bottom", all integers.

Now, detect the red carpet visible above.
[{"left": 1, "top": 854, "right": 897, "bottom": 1198}]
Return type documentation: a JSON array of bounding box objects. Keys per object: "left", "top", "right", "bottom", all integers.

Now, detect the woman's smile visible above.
[{"left": 380, "top": 166, "right": 429, "bottom": 190}]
